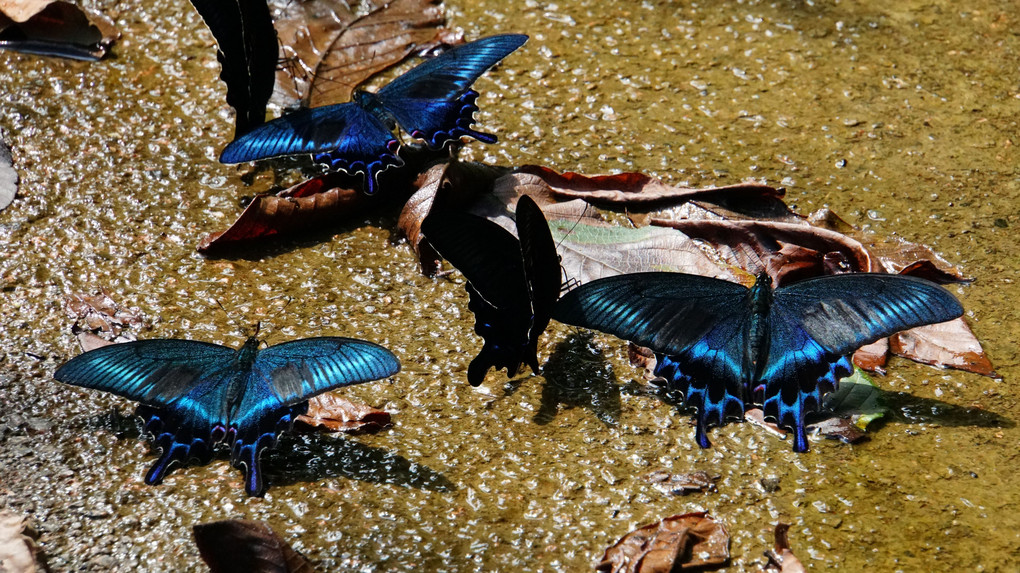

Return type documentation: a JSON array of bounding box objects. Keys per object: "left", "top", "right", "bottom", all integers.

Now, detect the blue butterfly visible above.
[
  {"left": 553, "top": 271, "right": 964, "bottom": 451},
  {"left": 219, "top": 34, "right": 528, "bottom": 195},
  {"left": 421, "top": 195, "right": 561, "bottom": 385},
  {"left": 54, "top": 333, "right": 400, "bottom": 496}
]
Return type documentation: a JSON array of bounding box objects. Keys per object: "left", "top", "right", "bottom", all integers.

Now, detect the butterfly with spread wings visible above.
[
  {"left": 553, "top": 271, "right": 964, "bottom": 451},
  {"left": 220, "top": 34, "right": 528, "bottom": 195},
  {"left": 54, "top": 333, "right": 400, "bottom": 496}
]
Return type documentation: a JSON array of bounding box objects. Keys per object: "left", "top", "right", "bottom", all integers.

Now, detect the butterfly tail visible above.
[
  {"left": 654, "top": 353, "right": 745, "bottom": 449},
  {"left": 313, "top": 139, "right": 402, "bottom": 196},
  {"left": 761, "top": 353, "right": 853, "bottom": 452},
  {"left": 229, "top": 402, "right": 308, "bottom": 497},
  {"left": 137, "top": 405, "right": 217, "bottom": 485}
]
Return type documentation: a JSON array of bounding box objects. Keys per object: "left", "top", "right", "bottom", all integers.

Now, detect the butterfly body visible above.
[
  {"left": 220, "top": 34, "right": 528, "bottom": 195},
  {"left": 553, "top": 271, "right": 963, "bottom": 451},
  {"left": 54, "top": 335, "right": 400, "bottom": 496},
  {"left": 422, "top": 195, "right": 560, "bottom": 385}
]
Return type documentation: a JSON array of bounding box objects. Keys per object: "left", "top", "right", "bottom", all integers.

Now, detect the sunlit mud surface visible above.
[{"left": 1, "top": 0, "right": 1018, "bottom": 570}]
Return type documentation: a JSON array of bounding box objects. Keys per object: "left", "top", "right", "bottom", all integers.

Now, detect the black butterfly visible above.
[
  {"left": 421, "top": 195, "right": 561, "bottom": 385},
  {"left": 220, "top": 34, "right": 528, "bottom": 194},
  {"left": 553, "top": 271, "right": 964, "bottom": 451},
  {"left": 54, "top": 333, "right": 400, "bottom": 496},
  {"left": 187, "top": 0, "right": 277, "bottom": 138}
]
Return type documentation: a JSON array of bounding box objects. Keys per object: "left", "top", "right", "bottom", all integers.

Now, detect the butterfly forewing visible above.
[
  {"left": 516, "top": 195, "right": 561, "bottom": 340},
  {"left": 553, "top": 272, "right": 750, "bottom": 359},
  {"left": 247, "top": 337, "right": 401, "bottom": 407},
  {"left": 376, "top": 35, "right": 526, "bottom": 147},
  {"left": 774, "top": 273, "right": 964, "bottom": 356},
  {"left": 377, "top": 35, "right": 528, "bottom": 102},
  {"left": 53, "top": 339, "right": 237, "bottom": 406},
  {"left": 220, "top": 103, "right": 395, "bottom": 163}
]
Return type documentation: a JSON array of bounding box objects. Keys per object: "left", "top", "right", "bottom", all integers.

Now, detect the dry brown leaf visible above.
[
  {"left": 890, "top": 318, "right": 998, "bottom": 378},
  {"left": 596, "top": 512, "right": 729, "bottom": 573},
  {"left": 643, "top": 470, "right": 717, "bottom": 496},
  {"left": 0, "top": 511, "right": 46, "bottom": 573},
  {"left": 193, "top": 519, "right": 317, "bottom": 573},
  {"left": 0, "top": 0, "right": 55, "bottom": 22},
  {"left": 295, "top": 393, "right": 392, "bottom": 433},
  {"left": 272, "top": 0, "right": 451, "bottom": 108},
  {"left": 763, "top": 523, "right": 806, "bottom": 573},
  {"left": 0, "top": 0, "right": 118, "bottom": 60}
]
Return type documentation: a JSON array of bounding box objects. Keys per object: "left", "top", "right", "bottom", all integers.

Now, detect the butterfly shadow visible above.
[
  {"left": 880, "top": 390, "right": 1013, "bottom": 429},
  {"left": 91, "top": 409, "right": 455, "bottom": 493},
  {"left": 263, "top": 432, "right": 456, "bottom": 493},
  {"left": 514, "top": 331, "right": 623, "bottom": 427}
]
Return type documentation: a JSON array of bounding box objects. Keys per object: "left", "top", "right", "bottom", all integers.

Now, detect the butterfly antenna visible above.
[{"left": 551, "top": 199, "right": 592, "bottom": 294}]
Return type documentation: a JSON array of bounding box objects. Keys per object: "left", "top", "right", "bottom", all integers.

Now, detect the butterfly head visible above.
[
  {"left": 353, "top": 90, "right": 399, "bottom": 134},
  {"left": 749, "top": 272, "right": 775, "bottom": 314}
]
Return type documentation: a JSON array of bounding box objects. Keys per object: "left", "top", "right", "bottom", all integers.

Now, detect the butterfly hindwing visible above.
[{"left": 553, "top": 273, "right": 753, "bottom": 446}]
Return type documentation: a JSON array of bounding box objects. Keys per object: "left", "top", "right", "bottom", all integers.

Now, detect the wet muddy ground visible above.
[{"left": 1, "top": 0, "right": 1018, "bottom": 570}]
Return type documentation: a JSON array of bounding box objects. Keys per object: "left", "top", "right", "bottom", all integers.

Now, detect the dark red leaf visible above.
[
  {"left": 198, "top": 174, "right": 366, "bottom": 253},
  {"left": 193, "top": 519, "right": 316, "bottom": 573},
  {"left": 516, "top": 165, "right": 786, "bottom": 213},
  {"left": 597, "top": 512, "right": 729, "bottom": 573}
]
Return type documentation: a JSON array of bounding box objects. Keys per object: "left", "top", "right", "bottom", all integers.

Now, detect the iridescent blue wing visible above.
[
  {"left": 376, "top": 34, "right": 527, "bottom": 149},
  {"left": 219, "top": 103, "right": 401, "bottom": 194},
  {"left": 53, "top": 340, "right": 238, "bottom": 486},
  {"left": 422, "top": 208, "right": 533, "bottom": 386},
  {"left": 762, "top": 273, "right": 964, "bottom": 451},
  {"left": 229, "top": 337, "right": 401, "bottom": 496},
  {"left": 552, "top": 273, "right": 752, "bottom": 447}
]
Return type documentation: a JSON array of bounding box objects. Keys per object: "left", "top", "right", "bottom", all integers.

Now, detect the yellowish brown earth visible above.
[{"left": 0, "top": 0, "right": 1017, "bottom": 570}]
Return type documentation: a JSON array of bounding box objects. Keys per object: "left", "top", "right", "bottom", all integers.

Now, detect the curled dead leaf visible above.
[
  {"left": 295, "top": 393, "right": 392, "bottom": 434},
  {"left": 193, "top": 519, "right": 317, "bottom": 573},
  {"left": 643, "top": 470, "right": 717, "bottom": 496},
  {"left": 198, "top": 174, "right": 365, "bottom": 253},
  {"left": 0, "top": 511, "right": 47, "bottom": 573},
  {"left": 763, "top": 523, "right": 805, "bottom": 573},
  {"left": 597, "top": 512, "right": 729, "bottom": 573}
]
